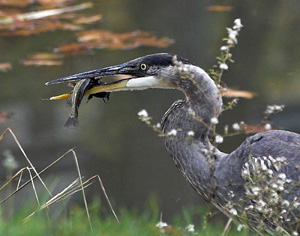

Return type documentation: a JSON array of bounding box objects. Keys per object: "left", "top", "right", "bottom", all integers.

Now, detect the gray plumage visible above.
[
  {"left": 46, "top": 53, "right": 300, "bottom": 234},
  {"left": 160, "top": 61, "right": 300, "bottom": 234}
]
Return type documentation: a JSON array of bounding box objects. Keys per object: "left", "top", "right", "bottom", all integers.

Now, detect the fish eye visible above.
[{"left": 140, "top": 63, "right": 148, "bottom": 71}]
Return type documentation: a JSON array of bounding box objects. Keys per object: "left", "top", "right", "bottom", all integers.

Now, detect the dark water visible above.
[{"left": 1, "top": 0, "right": 300, "bottom": 222}]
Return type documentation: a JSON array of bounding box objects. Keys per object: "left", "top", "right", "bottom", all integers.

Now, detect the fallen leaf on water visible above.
[
  {"left": 206, "top": 5, "right": 234, "bottom": 12},
  {"left": 55, "top": 42, "right": 91, "bottom": 55},
  {"left": 38, "top": 0, "right": 76, "bottom": 8},
  {"left": 244, "top": 124, "right": 270, "bottom": 134},
  {"left": 21, "top": 60, "right": 63, "bottom": 66},
  {"left": 0, "top": 2, "right": 93, "bottom": 25},
  {"left": 0, "top": 2, "right": 93, "bottom": 36},
  {"left": 57, "top": 30, "right": 174, "bottom": 55},
  {"left": 1, "top": 21, "right": 82, "bottom": 36},
  {"left": 27, "top": 52, "right": 64, "bottom": 60},
  {"left": 0, "top": 112, "right": 13, "bottom": 123},
  {"left": 0, "top": 0, "right": 33, "bottom": 7},
  {"left": 73, "top": 14, "right": 102, "bottom": 25},
  {"left": 222, "top": 88, "right": 255, "bottom": 99},
  {"left": 0, "top": 62, "right": 12, "bottom": 72}
]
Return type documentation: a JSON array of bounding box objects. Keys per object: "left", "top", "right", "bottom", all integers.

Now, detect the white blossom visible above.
[
  {"left": 210, "top": 117, "right": 219, "bottom": 125},
  {"left": 280, "top": 209, "right": 287, "bottom": 215},
  {"left": 156, "top": 221, "right": 168, "bottom": 229},
  {"left": 233, "top": 18, "right": 243, "bottom": 30},
  {"left": 278, "top": 173, "right": 286, "bottom": 180},
  {"left": 220, "top": 45, "right": 229, "bottom": 51},
  {"left": 242, "top": 169, "right": 250, "bottom": 178},
  {"left": 267, "top": 169, "right": 273, "bottom": 177},
  {"left": 264, "top": 123, "right": 272, "bottom": 130},
  {"left": 229, "top": 208, "right": 238, "bottom": 215},
  {"left": 270, "top": 191, "right": 279, "bottom": 204},
  {"left": 188, "top": 108, "right": 195, "bottom": 116},
  {"left": 265, "top": 105, "right": 285, "bottom": 115},
  {"left": 187, "top": 131, "right": 195, "bottom": 137},
  {"left": 215, "top": 135, "right": 223, "bottom": 144},
  {"left": 219, "top": 63, "right": 228, "bottom": 70},
  {"left": 186, "top": 224, "right": 195, "bottom": 233},
  {"left": 293, "top": 201, "right": 300, "bottom": 208},
  {"left": 256, "top": 199, "right": 266, "bottom": 212},
  {"left": 282, "top": 200, "right": 290, "bottom": 208},
  {"left": 237, "top": 224, "right": 245, "bottom": 232},
  {"left": 249, "top": 186, "right": 261, "bottom": 196},
  {"left": 167, "top": 129, "right": 177, "bottom": 136},
  {"left": 232, "top": 123, "right": 240, "bottom": 131},
  {"left": 276, "top": 157, "right": 287, "bottom": 162},
  {"left": 226, "top": 27, "right": 239, "bottom": 44},
  {"left": 137, "top": 109, "right": 148, "bottom": 117},
  {"left": 244, "top": 205, "right": 254, "bottom": 211},
  {"left": 2, "top": 150, "right": 18, "bottom": 170}
]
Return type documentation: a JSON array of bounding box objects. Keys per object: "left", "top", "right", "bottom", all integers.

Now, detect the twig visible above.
[
  {"left": 0, "top": 128, "right": 52, "bottom": 197},
  {"left": 71, "top": 149, "right": 92, "bottom": 230},
  {"left": 27, "top": 167, "right": 40, "bottom": 207},
  {"left": 1, "top": 148, "right": 74, "bottom": 204},
  {"left": 0, "top": 167, "right": 27, "bottom": 193},
  {"left": 221, "top": 218, "right": 232, "bottom": 236}
]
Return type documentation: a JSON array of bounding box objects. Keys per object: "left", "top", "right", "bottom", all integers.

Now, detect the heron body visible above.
[{"left": 46, "top": 53, "right": 300, "bottom": 233}]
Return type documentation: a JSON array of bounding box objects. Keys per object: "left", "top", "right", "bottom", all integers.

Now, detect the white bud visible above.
[
  {"left": 264, "top": 123, "right": 272, "bottom": 130},
  {"left": 219, "top": 63, "right": 228, "bottom": 70},
  {"left": 229, "top": 208, "right": 237, "bottom": 215},
  {"left": 215, "top": 135, "right": 223, "bottom": 144},
  {"left": 167, "top": 129, "right": 177, "bottom": 136},
  {"left": 210, "top": 117, "right": 219, "bottom": 125},
  {"left": 137, "top": 109, "right": 148, "bottom": 117},
  {"left": 186, "top": 224, "right": 195, "bottom": 233},
  {"left": 156, "top": 221, "right": 168, "bottom": 229},
  {"left": 232, "top": 123, "right": 240, "bottom": 131},
  {"left": 220, "top": 45, "right": 229, "bottom": 51}
]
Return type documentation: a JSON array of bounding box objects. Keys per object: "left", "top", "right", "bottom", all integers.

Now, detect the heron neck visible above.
[{"left": 161, "top": 65, "right": 223, "bottom": 199}]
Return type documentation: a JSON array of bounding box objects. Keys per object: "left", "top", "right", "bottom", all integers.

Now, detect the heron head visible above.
[
  {"left": 45, "top": 53, "right": 197, "bottom": 99},
  {"left": 45, "top": 53, "right": 192, "bottom": 94}
]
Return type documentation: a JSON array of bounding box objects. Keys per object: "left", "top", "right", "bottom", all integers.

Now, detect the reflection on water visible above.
[{"left": 1, "top": 0, "right": 300, "bottom": 222}]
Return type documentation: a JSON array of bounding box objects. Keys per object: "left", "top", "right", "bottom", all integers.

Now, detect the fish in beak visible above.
[{"left": 45, "top": 53, "right": 183, "bottom": 127}]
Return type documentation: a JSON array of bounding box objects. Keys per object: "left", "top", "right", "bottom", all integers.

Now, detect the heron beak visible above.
[
  {"left": 45, "top": 63, "right": 129, "bottom": 86},
  {"left": 48, "top": 62, "right": 175, "bottom": 100}
]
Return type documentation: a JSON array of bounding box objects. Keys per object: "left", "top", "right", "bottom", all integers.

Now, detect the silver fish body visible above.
[{"left": 64, "top": 79, "right": 90, "bottom": 128}]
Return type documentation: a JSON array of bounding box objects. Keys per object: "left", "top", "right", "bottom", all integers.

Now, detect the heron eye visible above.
[{"left": 140, "top": 63, "right": 148, "bottom": 71}]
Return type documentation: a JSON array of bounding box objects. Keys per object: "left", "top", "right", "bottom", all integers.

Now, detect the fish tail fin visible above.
[{"left": 64, "top": 116, "right": 78, "bottom": 128}]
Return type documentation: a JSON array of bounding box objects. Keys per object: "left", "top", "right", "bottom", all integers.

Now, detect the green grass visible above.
[{"left": 0, "top": 198, "right": 251, "bottom": 236}]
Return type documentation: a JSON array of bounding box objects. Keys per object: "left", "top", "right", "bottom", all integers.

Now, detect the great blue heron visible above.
[{"left": 46, "top": 53, "right": 300, "bottom": 234}]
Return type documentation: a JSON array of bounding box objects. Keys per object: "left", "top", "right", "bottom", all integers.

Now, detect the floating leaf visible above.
[
  {"left": 55, "top": 42, "right": 91, "bottom": 55},
  {"left": 0, "top": 3, "right": 93, "bottom": 36},
  {"left": 0, "top": 62, "right": 12, "bottom": 72},
  {"left": 21, "top": 60, "right": 63, "bottom": 66},
  {"left": 0, "top": 112, "right": 13, "bottom": 123},
  {"left": 56, "top": 30, "right": 174, "bottom": 55},
  {"left": 73, "top": 14, "right": 102, "bottom": 25},
  {"left": 0, "top": 3, "right": 93, "bottom": 24},
  {"left": 1, "top": 20, "right": 82, "bottom": 36},
  {"left": 244, "top": 124, "right": 269, "bottom": 134},
  {"left": 0, "top": 0, "right": 33, "bottom": 7},
  {"left": 27, "top": 52, "right": 64, "bottom": 60},
  {"left": 206, "top": 6, "right": 234, "bottom": 12},
  {"left": 222, "top": 88, "right": 255, "bottom": 99}
]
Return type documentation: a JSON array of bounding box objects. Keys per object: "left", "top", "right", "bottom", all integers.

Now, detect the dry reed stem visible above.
[
  {"left": 0, "top": 167, "right": 27, "bottom": 193},
  {"left": 0, "top": 148, "right": 74, "bottom": 204},
  {"left": 0, "top": 128, "right": 119, "bottom": 228},
  {"left": 0, "top": 128, "right": 52, "bottom": 197}
]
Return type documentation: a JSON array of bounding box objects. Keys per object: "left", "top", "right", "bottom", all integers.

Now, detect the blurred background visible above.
[{"left": 1, "top": 0, "right": 300, "bottom": 223}]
